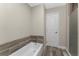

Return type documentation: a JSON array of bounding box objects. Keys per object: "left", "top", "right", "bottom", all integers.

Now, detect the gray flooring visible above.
[{"left": 44, "top": 46, "right": 67, "bottom": 56}]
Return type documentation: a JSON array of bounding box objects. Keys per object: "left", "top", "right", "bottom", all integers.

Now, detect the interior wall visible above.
[
  {"left": 0, "top": 4, "right": 31, "bottom": 45},
  {"left": 46, "top": 5, "right": 67, "bottom": 48},
  {"left": 78, "top": 3, "right": 79, "bottom": 56},
  {"left": 31, "top": 5, "right": 44, "bottom": 36},
  {"left": 66, "top": 4, "right": 70, "bottom": 50}
]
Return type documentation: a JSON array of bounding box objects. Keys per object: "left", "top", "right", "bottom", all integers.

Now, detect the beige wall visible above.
[
  {"left": 31, "top": 5, "right": 44, "bottom": 36},
  {"left": 0, "top": 4, "right": 31, "bottom": 45},
  {"left": 0, "top": 4, "right": 45, "bottom": 45},
  {"left": 78, "top": 3, "right": 79, "bottom": 56},
  {"left": 66, "top": 4, "right": 70, "bottom": 50},
  {"left": 46, "top": 5, "right": 67, "bottom": 48}
]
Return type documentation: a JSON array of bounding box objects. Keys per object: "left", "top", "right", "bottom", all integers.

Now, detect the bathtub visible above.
[{"left": 10, "top": 42, "right": 43, "bottom": 56}]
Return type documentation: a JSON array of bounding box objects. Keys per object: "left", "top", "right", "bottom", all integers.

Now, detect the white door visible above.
[{"left": 46, "top": 12, "right": 59, "bottom": 47}]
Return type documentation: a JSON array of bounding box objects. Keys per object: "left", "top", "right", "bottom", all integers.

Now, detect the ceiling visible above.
[{"left": 28, "top": 3, "right": 66, "bottom": 9}]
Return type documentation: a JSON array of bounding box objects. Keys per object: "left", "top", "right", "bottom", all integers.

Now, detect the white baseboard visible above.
[
  {"left": 65, "top": 49, "right": 71, "bottom": 56},
  {"left": 57, "top": 46, "right": 66, "bottom": 49},
  {"left": 57, "top": 46, "right": 71, "bottom": 56},
  {"left": 46, "top": 44, "right": 66, "bottom": 49}
]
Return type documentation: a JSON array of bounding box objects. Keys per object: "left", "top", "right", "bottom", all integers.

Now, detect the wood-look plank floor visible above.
[{"left": 44, "top": 46, "right": 64, "bottom": 56}]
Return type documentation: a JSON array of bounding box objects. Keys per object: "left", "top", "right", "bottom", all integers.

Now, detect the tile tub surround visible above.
[
  {"left": 0, "top": 36, "right": 44, "bottom": 56},
  {"left": 30, "top": 36, "right": 44, "bottom": 43}
]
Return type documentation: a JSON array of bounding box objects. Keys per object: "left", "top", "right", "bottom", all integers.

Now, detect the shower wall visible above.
[
  {"left": 69, "top": 4, "right": 78, "bottom": 56},
  {"left": 0, "top": 4, "right": 31, "bottom": 45},
  {"left": 31, "top": 5, "right": 44, "bottom": 36}
]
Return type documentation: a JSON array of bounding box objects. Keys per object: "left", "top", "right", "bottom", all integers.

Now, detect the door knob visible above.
[{"left": 55, "top": 32, "right": 58, "bottom": 34}]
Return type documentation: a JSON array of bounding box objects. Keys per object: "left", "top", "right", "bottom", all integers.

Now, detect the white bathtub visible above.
[{"left": 10, "top": 42, "right": 43, "bottom": 56}]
